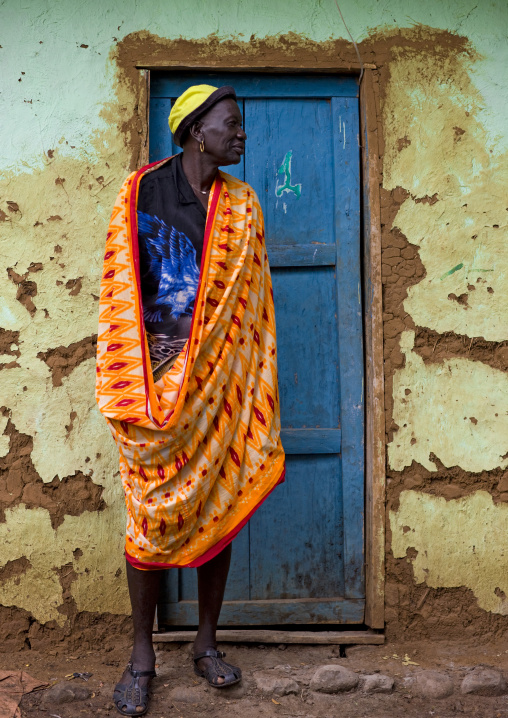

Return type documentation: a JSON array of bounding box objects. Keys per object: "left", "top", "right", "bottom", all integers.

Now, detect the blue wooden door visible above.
[{"left": 150, "top": 73, "right": 364, "bottom": 625}]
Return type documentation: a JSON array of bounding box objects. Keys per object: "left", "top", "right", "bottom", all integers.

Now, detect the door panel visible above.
[
  {"left": 249, "top": 453, "right": 344, "bottom": 600},
  {"left": 150, "top": 73, "right": 364, "bottom": 626},
  {"left": 270, "top": 266, "right": 340, "bottom": 429},
  {"left": 245, "top": 99, "right": 334, "bottom": 246}
]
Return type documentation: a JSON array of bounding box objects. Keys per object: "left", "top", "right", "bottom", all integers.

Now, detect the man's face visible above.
[{"left": 199, "top": 98, "right": 247, "bottom": 166}]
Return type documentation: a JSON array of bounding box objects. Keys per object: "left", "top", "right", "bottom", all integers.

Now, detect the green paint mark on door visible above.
[{"left": 276, "top": 151, "right": 302, "bottom": 199}]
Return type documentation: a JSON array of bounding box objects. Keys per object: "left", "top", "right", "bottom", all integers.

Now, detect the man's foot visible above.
[
  {"left": 113, "top": 659, "right": 156, "bottom": 715},
  {"left": 193, "top": 648, "right": 242, "bottom": 688}
]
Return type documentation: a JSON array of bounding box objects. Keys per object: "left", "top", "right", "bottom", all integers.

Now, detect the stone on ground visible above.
[
  {"left": 215, "top": 681, "right": 247, "bottom": 698},
  {"left": 416, "top": 670, "right": 454, "bottom": 699},
  {"left": 309, "top": 665, "right": 359, "bottom": 694},
  {"left": 253, "top": 671, "right": 299, "bottom": 697},
  {"left": 461, "top": 666, "right": 507, "bottom": 696},
  {"left": 360, "top": 673, "right": 394, "bottom": 694},
  {"left": 41, "top": 680, "right": 92, "bottom": 705}
]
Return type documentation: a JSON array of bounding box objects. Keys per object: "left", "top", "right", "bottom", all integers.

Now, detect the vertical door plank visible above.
[{"left": 332, "top": 97, "right": 365, "bottom": 599}]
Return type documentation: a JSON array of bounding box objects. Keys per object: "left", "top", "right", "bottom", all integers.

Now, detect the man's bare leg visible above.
[
  {"left": 116, "top": 543, "right": 233, "bottom": 707},
  {"left": 114, "top": 561, "right": 161, "bottom": 713},
  {"left": 194, "top": 543, "right": 233, "bottom": 684},
  {"left": 126, "top": 561, "right": 161, "bottom": 670}
]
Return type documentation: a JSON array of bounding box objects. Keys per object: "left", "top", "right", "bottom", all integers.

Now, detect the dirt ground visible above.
[{"left": 4, "top": 634, "right": 508, "bottom": 718}]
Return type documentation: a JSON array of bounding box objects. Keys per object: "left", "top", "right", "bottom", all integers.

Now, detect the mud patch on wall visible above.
[
  {"left": 0, "top": 329, "right": 21, "bottom": 371},
  {"left": 389, "top": 331, "right": 508, "bottom": 473},
  {"left": 0, "top": 604, "right": 131, "bottom": 653},
  {"left": 390, "top": 490, "right": 508, "bottom": 615},
  {"left": 6, "top": 267, "right": 38, "bottom": 317},
  {"left": 385, "top": 561, "right": 508, "bottom": 641},
  {"left": 37, "top": 334, "right": 97, "bottom": 387},
  {"left": 0, "top": 416, "right": 105, "bottom": 527},
  {"left": 413, "top": 327, "right": 508, "bottom": 372},
  {"left": 54, "top": 562, "right": 78, "bottom": 620},
  {"left": 380, "top": 186, "right": 426, "bottom": 444},
  {"left": 0, "top": 557, "right": 32, "bottom": 583}
]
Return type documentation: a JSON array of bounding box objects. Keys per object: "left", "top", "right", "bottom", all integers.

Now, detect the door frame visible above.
[{"left": 135, "top": 60, "right": 386, "bottom": 630}]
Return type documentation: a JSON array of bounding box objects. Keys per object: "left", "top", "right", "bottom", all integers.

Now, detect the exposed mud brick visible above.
[
  {"left": 309, "top": 665, "right": 359, "bottom": 693},
  {"left": 253, "top": 671, "right": 299, "bottom": 697},
  {"left": 384, "top": 552, "right": 508, "bottom": 641},
  {"left": 41, "top": 680, "right": 91, "bottom": 705},
  {"left": 37, "top": 334, "right": 97, "bottom": 386},
  {"left": 0, "top": 416, "right": 105, "bottom": 528},
  {"left": 0, "top": 606, "right": 31, "bottom": 651},
  {"left": 413, "top": 327, "right": 508, "bottom": 373},
  {"left": 23, "top": 611, "right": 132, "bottom": 652},
  {"left": 0, "top": 556, "right": 31, "bottom": 581},
  {"left": 0, "top": 329, "right": 20, "bottom": 358},
  {"left": 384, "top": 581, "right": 399, "bottom": 607},
  {"left": 359, "top": 673, "right": 394, "bottom": 694},
  {"left": 416, "top": 670, "right": 454, "bottom": 699},
  {"left": 6, "top": 268, "right": 38, "bottom": 316},
  {"left": 387, "top": 457, "right": 508, "bottom": 513},
  {"left": 384, "top": 318, "right": 406, "bottom": 339},
  {"left": 461, "top": 666, "right": 507, "bottom": 696}
]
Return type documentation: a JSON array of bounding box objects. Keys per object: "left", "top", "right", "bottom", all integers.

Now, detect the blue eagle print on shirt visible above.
[{"left": 137, "top": 212, "right": 200, "bottom": 324}]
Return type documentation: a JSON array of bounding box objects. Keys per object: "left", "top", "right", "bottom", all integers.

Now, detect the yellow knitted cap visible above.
[{"left": 168, "top": 84, "right": 237, "bottom": 146}]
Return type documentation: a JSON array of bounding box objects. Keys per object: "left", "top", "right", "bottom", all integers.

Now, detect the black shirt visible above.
[{"left": 137, "top": 155, "right": 206, "bottom": 375}]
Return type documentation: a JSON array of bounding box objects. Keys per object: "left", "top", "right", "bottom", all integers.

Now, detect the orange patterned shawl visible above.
[{"left": 96, "top": 158, "right": 285, "bottom": 568}]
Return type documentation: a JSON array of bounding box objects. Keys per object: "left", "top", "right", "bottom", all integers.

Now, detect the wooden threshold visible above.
[{"left": 154, "top": 629, "right": 384, "bottom": 645}]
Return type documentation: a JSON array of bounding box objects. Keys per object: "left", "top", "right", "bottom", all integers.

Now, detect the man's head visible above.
[{"left": 169, "top": 84, "right": 246, "bottom": 166}]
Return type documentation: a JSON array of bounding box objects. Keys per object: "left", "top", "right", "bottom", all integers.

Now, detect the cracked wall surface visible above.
[
  {"left": 0, "top": 0, "right": 507, "bottom": 643},
  {"left": 390, "top": 490, "right": 508, "bottom": 615},
  {"left": 381, "top": 13, "right": 508, "bottom": 637}
]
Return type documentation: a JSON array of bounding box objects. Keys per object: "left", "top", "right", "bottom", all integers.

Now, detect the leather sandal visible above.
[
  {"left": 113, "top": 661, "right": 156, "bottom": 716},
  {"left": 193, "top": 649, "right": 242, "bottom": 688}
]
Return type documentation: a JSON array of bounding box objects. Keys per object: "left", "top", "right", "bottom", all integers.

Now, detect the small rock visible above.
[
  {"left": 169, "top": 686, "right": 205, "bottom": 703},
  {"left": 416, "top": 671, "right": 454, "bottom": 699},
  {"left": 310, "top": 665, "right": 359, "bottom": 694},
  {"left": 273, "top": 664, "right": 292, "bottom": 673},
  {"left": 278, "top": 644, "right": 287, "bottom": 650},
  {"left": 42, "top": 681, "right": 92, "bottom": 705},
  {"left": 216, "top": 682, "right": 247, "bottom": 699},
  {"left": 360, "top": 673, "right": 394, "bottom": 694},
  {"left": 253, "top": 671, "right": 299, "bottom": 697},
  {"left": 461, "top": 666, "right": 507, "bottom": 696}
]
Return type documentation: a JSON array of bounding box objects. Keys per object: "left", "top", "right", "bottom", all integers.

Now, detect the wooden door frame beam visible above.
[
  {"left": 360, "top": 70, "right": 386, "bottom": 629},
  {"left": 137, "top": 61, "right": 386, "bottom": 630}
]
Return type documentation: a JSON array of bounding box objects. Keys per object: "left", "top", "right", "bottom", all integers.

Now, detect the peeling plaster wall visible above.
[
  {"left": 390, "top": 490, "right": 508, "bottom": 615},
  {"left": 389, "top": 331, "right": 508, "bottom": 473},
  {"left": 380, "top": 8, "right": 508, "bottom": 637},
  {"left": 1, "top": 0, "right": 507, "bottom": 642}
]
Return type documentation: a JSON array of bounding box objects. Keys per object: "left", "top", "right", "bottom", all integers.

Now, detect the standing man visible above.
[{"left": 96, "top": 85, "right": 285, "bottom": 716}]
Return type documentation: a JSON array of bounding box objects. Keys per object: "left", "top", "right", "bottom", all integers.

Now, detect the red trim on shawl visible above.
[{"left": 125, "top": 465, "right": 285, "bottom": 570}]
